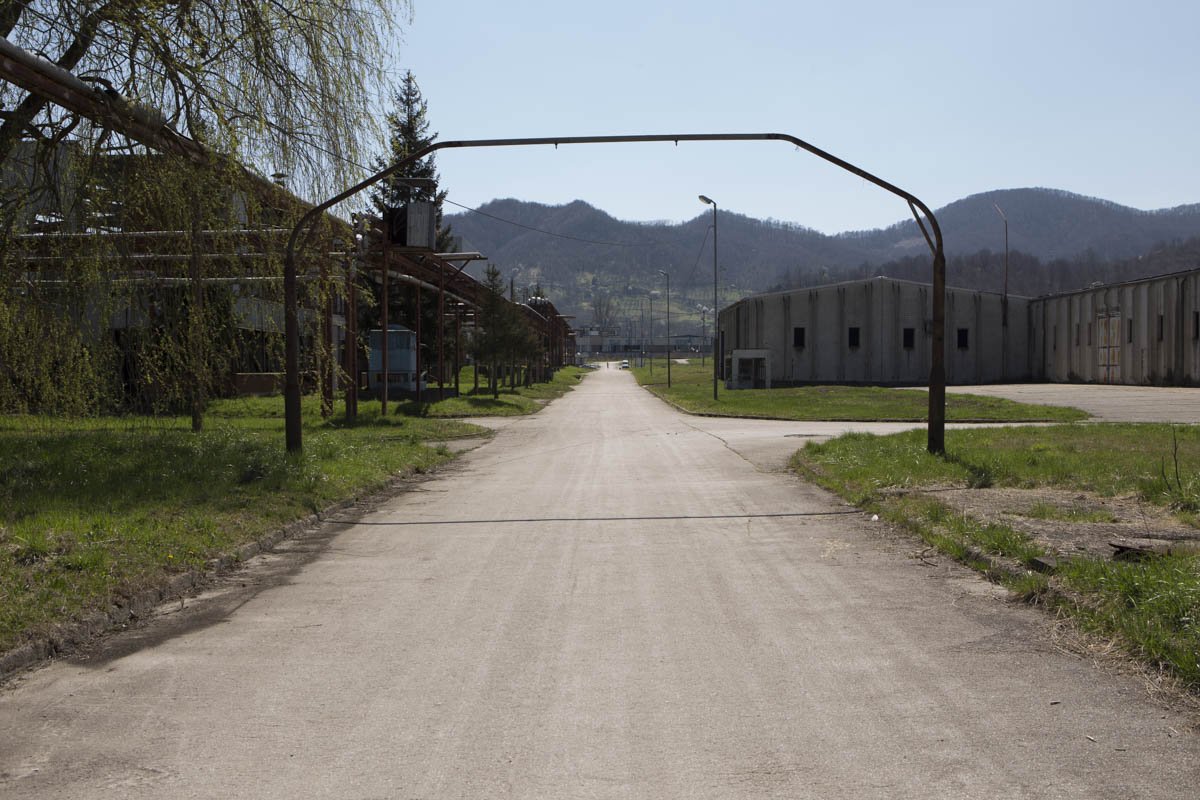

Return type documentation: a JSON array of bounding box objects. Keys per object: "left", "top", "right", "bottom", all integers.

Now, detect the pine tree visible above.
[
  {"left": 476, "top": 264, "right": 517, "bottom": 399},
  {"left": 370, "top": 71, "right": 454, "bottom": 252}
]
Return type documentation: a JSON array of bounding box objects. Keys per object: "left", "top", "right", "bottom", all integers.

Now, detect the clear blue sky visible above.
[{"left": 388, "top": 0, "right": 1198, "bottom": 235}]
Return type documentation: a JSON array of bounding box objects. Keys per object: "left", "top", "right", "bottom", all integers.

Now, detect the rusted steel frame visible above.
[
  {"left": 286, "top": 134, "right": 945, "bottom": 454},
  {"left": 345, "top": 254, "right": 358, "bottom": 422},
  {"left": 390, "top": 252, "right": 482, "bottom": 306},
  {"left": 380, "top": 236, "right": 390, "bottom": 415},
  {"left": 320, "top": 257, "right": 333, "bottom": 418},
  {"left": 438, "top": 264, "right": 446, "bottom": 400},
  {"left": 414, "top": 283, "right": 422, "bottom": 405}
]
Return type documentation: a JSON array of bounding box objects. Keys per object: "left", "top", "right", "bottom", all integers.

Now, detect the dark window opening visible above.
[
  {"left": 902, "top": 327, "right": 915, "bottom": 349},
  {"left": 793, "top": 326, "right": 805, "bottom": 348},
  {"left": 1158, "top": 314, "right": 1164, "bottom": 342},
  {"left": 1127, "top": 319, "right": 1133, "bottom": 344},
  {"left": 848, "top": 327, "right": 860, "bottom": 349},
  {"left": 1074, "top": 323, "right": 1080, "bottom": 347},
  {"left": 1193, "top": 311, "right": 1199, "bottom": 340},
  {"left": 1087, "top": 323, "right": 1092, "bottom": 346},
  {"left": 957, "top": 328, "right": 969, "bottom": 350}
]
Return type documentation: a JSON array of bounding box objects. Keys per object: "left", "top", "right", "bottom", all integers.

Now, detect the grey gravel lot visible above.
[{"left": 0, "top": 369, "right": 1196, "bottom": 799}]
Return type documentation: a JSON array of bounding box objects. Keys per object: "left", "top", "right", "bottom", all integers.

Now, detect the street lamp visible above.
[
  {"left": 658, "top": 269, "right": 671, "bottom": 388},
  {"left": 992, "top": 203, "right": 1009, "bottom": 324},
  {"left": 699, "top": 195, "right": 718, "bottom": 401},
  {"left": 648, "top": 292, "right": 654, "bottom": 375}
]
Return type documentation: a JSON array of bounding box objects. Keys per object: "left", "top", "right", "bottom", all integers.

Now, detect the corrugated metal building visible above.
[
  {"left": 716, "top": 277, "right": 1029, "bottom": 387},
  {"left": 717, "top": 269, "right": 1200, "bottom": 387},
  {"left": 1030, "top": 269, "right": 1200, "bottom": 384}
]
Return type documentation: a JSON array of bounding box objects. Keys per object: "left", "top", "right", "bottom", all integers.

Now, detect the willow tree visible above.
[{"left": 0, "top": 0, "right": 406, "bottom": 417}]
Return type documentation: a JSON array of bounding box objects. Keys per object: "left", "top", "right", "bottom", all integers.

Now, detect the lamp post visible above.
[
  {"left": 648, "top": 292, "right": 654, "bottom": 375},
  {"left": 994, "top": 202, "right": 1009, "bottom": 381},
  {"left": 658, "top": 269, "right": 671, "bottom": 387},
  {"left": 698, "top": 195, "right": 718, "bottom": 401}
]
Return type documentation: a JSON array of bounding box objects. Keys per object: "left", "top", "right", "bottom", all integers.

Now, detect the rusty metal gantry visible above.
[
  {"left": 333, "top": 216, "right": 573, "bottom": 417},
  {"left": 286, "top": 134, "right": 946, "bottom": 456}
]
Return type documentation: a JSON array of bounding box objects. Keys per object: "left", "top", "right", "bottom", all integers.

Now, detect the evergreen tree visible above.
[
  {"left": 370, "top": 71, "right": 454, "bottom": 252},
  {"left": 476, "top": 264, "right": 517, "bottom": 399}
]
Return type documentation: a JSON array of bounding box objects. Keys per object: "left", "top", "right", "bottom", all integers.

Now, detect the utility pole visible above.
[
  {"left": 994, "top": 202, "right": 1009, "bottom": 381},
  {"left": 658, "top": 270, "right": 671, "bottom": 388},
  {"left": 640, "top": 300, "right": 646, "bottom": 367}
]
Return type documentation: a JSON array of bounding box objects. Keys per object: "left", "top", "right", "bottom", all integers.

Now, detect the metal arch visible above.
[{"left": 285, "top": 133, "right": 947, "bottom": 454}]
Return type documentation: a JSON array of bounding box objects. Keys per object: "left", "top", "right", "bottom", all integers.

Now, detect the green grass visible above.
[
  {"left": 793, "top": 423, "right": 1200, "bottom": 688},
  {"left": 1023, "top": 501, "right": 1119, "bottom": 524},
  {"left": 0, "top": 395, "right": 488, "bottom": 654},
  {"left": 795, "top": 424, "right": 1200, "bottom": 504},
  {"left": 393, "top": 366, "right": 586, "bottom": 417},
  {"left": 632, "top": 361, "right": 1087, "bottom": 422}
]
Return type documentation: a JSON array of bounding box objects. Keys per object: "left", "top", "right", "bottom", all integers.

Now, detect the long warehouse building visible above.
[{"left": 716, "top": 268, "right": 1200, "bottom": 388}]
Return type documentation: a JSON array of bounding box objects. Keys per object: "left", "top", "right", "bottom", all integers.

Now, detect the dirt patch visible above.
[{"left": 901, "top": 486, "right": 1200, "bottom": 560}]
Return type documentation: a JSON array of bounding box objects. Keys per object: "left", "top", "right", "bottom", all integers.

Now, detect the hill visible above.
[{"left": 444, "top": 189, "right": 1200, "bottom": 326}]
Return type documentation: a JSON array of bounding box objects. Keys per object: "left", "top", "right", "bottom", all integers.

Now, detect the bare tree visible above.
[{"left": 591, "top": 289, "right": 616, "bottom": 329}]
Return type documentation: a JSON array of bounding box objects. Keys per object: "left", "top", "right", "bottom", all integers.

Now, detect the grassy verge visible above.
[
  {"left": 395, "top": 365, "right": 586, "bottom": 417},
  {"left": 0, "top": 396, "right": 488, "bottom": 654},
  {"left": 793, "top": 424, "right": 1200, "bottom": 689},
  {"left": 633, "top": 361, "right": 1086, "bottom": 422}
]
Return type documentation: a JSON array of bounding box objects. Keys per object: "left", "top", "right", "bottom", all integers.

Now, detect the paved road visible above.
[
  {"left": 948, "top": 383, "right": 1200, "bottom": 423},
  {"left": 1, "top": 369, "right": 1196, "bottom": 798}
]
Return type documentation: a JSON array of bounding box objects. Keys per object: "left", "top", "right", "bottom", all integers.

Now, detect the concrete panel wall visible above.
[{"left": 717, "top": 277, "right": 1030, "bottom": 386}]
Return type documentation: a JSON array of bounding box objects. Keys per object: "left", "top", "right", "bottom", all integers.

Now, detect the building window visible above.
[
  {"left": 1158, "top": 314, "right": 1164, "bottom": 342},
  {"left": 848, "top": 327, "right": 860, "bottom": 349},
  {"left": 1194, "top": 311, "right": 1199, "bottom": 340},
  {"left": 957, "top": 328, "right": 969, "bottom": 350},
  {"left": 1075, "top": 323, "right": 1080, "bottom": 347},
  {"left": 1127, "top": 319, "right": 1133, "bottom": 344},
  {"left": 1087, "top": 323, "right": 1092, "bottom": 346},
  {"left": 793, "top": 326, "right": 806, "bottom": 348},
  {"left": 902, "top": 327, "right": 915, "bottom": 350}
]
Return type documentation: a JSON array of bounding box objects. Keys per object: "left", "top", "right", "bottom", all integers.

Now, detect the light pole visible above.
[
  {"left": 658, "top": 269, "right": 671, "bottom": 387},
  {"left": 994, "top": 202, "right": 1009, "bottom": 381},
  {"left": 699, "top": 195, "right": 718, "bottom": 401},
  {"left": 697, "top": 305, "right": 710, "bottom": 366},
  {"left": 648, "top": 291, "right": 654, "bottom": 375}
]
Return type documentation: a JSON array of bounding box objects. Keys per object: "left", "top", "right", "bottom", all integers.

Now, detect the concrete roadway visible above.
[
  {"left": 1, "top": 369, "right": 1196, "bottom": 798},
  {"left": 948, "top": 383, "right": 1200, "bottom": 424}
]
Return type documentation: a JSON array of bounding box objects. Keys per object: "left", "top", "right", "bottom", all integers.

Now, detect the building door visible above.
[{"left": 1097, "top": 312, "right": 1121, "bottom": 384}]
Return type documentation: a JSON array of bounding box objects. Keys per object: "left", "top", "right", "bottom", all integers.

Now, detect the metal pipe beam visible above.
[{"left": 285, "top": 133, "right": 946, "bottom": 454}]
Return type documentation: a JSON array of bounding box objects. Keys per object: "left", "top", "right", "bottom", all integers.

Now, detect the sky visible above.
[{"left": 385, "top": 0, "right": 1199, "bottom": 235}]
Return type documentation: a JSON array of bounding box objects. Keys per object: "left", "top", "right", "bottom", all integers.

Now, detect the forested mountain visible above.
[
  {"left": 444, "top": 189, "right": 1200, "bottom": 326},
  {"left": 843, "top": 188, "right": 1200, "bottom": 262}
]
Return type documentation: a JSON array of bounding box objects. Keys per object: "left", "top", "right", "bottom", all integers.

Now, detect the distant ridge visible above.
[{"left": 444, "top": 189, "right": 1200, "bottom": 322}]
